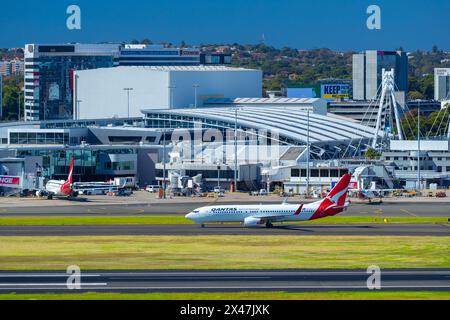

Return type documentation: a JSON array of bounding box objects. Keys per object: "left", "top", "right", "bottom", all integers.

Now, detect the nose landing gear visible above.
[{"left": 265, "top": 221, "right": 274, "bottom": 228}]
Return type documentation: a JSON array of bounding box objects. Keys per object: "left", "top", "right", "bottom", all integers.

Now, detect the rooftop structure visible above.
[
  {"left": 74, "top": 66, "right": 262, "bottom": 119},
  {"left": 144, "top": 106, "right": 378, "bottom": 160},
  {"left": 203, "top": 97, "right": 327, "bottom": 115}
]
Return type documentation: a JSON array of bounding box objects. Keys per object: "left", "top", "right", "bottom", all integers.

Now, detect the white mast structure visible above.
[{"left": 371, "top": 68, "right": 404, "bottom": 149}]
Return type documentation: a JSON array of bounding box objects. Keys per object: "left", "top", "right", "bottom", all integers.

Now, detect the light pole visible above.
[
  {"left": 168, "top": 85, "right": 176, "bottom": 108},
  {"left": 76, "top": 100, "right": 82, "bottom": 121},
  {"left": 417, "top": 102, "right": 421, "bottom": 194},
  {"left": 123, "top": 88, "right": 133, "bottom": 118},
  {"left": 216, "top": 159, "right": 221, "bottom": 189},
  {"left": 17, "top": 89, "right": 23, "bottom": 121},
  {"left": 306, "top": 108, "right": 310, "bottom": 198},
  {"left": 193, "top": 84, "right": 200, "bottom": 108},
  {"left": 233, "top": 106, "right": 239, "bottom": 192},
  {"left": 162, "top": 129, "right": 167, "bottom": 199}
]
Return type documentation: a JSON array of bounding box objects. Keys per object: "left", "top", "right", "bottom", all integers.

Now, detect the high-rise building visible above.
[
  {"left": 0, "top": 61, "right": 12, "bottom": 77},
  {"left": 352, "top": 50, "right": 408, "bottom": 100},
  {"left": 118, "top": 44, "right": 200, "bottom": 66},
  {"left": 1, "top": 60, "right": 25, "bottom": 77},
  {"left": 200, "top": 53, "right": 232, "bottom": 65},
  {"left": 434, "top": 68, "right": 450, "bottom": 101},
  {"left": 10, "top": 59, "right": 24, "bottom": 75},
  {"left": 24, "top": 43, "right": 121, "bottom": 121},
  {"left": 23, "top": 43, "right": 215, "bottom": 121}
]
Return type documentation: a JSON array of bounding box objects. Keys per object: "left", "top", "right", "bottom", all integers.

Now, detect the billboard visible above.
[
  {"left": 0, "top": 176, "right": 21, "bottom": 188},
  {"left": 287, "top": 88, "right": 314, "bottom": 98},
  {"left": 321, "top": 84, "right": 350, "bottom": 100},
  {"left": 286, "top": 87, "right": 319, "bottom": 98}
]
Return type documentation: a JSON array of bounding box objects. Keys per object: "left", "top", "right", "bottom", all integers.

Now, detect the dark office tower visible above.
[
  {"left": 353, "top": 50, "right": 408, "bottom": 100},
  {"left": 24, "top": 44, "right": 121, "bottom": 121}
]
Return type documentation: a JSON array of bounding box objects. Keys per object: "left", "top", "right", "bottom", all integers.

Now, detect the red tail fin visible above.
[
  {"left": 66, "top": 157, "right": 74, "bottom": 185},
  {"left": 327, "top": 173, "right": 351, "bottom": 206}
]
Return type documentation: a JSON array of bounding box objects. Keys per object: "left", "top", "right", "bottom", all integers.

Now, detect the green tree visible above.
[
  {"left": 365, "top": 148, "right": 381, "bottom": 160},
  {"left": 2, "top": 84, "right": 20, "bottom": 120},
  {"left": 408, "top": 91, "right": 425, "bottom": 100}
]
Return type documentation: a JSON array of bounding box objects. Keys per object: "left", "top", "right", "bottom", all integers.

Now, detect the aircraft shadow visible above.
[{"left": 274, "top": 224, "right": 374, "bottom": 231}]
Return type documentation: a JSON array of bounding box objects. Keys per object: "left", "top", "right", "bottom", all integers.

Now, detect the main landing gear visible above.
[{"left": 265, "top": 221, "right": 274, "bottom": 228}]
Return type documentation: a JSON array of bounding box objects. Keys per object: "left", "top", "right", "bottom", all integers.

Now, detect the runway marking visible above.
[
  {"left": 2, "top": 270, "right": 450, "bottom": 277},
  {"left": 401, "top": 209, "right": 418, "bottom": 217},
  {"left": 1, "top": 285, "right": 449, "bottom": 291},
  {"left": 87, "top": 270, "right": 450, "bottom": 276},
  {"left": 0, "top": 274, "right": 100, "bottom": 277},
  {"left": 0, "top": 283, "right": 107, "bottom": 286}
]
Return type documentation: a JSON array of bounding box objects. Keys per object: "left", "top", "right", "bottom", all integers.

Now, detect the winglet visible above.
[{"left": 294, "top": 204, "right": 303, "bottom": 215}]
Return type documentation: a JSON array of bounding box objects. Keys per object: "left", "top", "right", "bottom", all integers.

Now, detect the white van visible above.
[{"left": 145, "top": 185, "right": 160, "bottom": 193}]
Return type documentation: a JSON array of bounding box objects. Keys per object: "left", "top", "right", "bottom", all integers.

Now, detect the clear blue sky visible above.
[{"left": 1, "top": 0, "right": 449, "bottom": 51}]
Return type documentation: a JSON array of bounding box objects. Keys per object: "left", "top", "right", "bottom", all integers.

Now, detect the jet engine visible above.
[{"left": 243, "top": 216, "right": 265, "bottom": 227}]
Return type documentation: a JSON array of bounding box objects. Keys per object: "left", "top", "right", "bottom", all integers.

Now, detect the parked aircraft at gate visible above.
[{"left": 41, "top": 157, "right": 77, "bottom": 199}]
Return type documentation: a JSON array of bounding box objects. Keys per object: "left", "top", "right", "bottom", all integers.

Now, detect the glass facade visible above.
[
  {"left": 290, "top": 167, "right": 348, "bottom": 178},
  {"left": 121, "top": 50, "right": 180, "bottom": 56},
  {"left": 28, "top": 55, "right": 115, "bottom": 120},
  {"left": 376, "top": 52, "right": 397, "bottom": 89},
  {"left": 9, "top": 132, "right": 69, "bottom": 145},
  {"left": 16, "top": 148, "right": 136, "bottom": 180}
]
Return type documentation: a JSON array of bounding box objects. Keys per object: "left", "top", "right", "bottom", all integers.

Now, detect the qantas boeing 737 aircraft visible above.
[{"left": 186, "top": 173, "right": 352, "bottom": 228}]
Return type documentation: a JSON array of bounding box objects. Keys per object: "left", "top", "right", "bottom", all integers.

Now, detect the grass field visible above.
[
  {"left": 0, "top": 291, "right": 449, "bottom": 300},
  {"left": 0, "top": 216, "right": 446, "bottom": 226},
  {"left": 0, "top": 235, "right": 448, "bottom": 270}
]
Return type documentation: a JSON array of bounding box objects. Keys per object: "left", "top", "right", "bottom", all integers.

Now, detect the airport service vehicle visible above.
[
  {"left": 41, "top": 157, "right": 77, "bottom": 199},
  {"left": 145, "top": 185, "right": 160, "bottom": 193},
  {"left": 74, "top": 182, "right": 118, "bottom": 195},
  {"left": 213, "top": 186, "right": 226, "bottom": 193},
  {"left": 186, "top": 173, "right": 352, "bottom": 228},
  {"left": 114, "top": 177, "right": 137, "bottom": 189}
]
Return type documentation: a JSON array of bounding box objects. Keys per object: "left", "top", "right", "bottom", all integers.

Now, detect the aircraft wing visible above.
[{"left": 255, "top": 204, "right": 304, "bottom": 221}]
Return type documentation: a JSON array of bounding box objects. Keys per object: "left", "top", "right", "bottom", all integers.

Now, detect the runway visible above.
[
  {"left": 0, "top": 223, "right": 448, "bottom": 236},
  {"left": 0, "top": 269, "right": 448, "bottom": 293},
  {"left": 0, "top": 201, "right": 450, "bottom": 217}
]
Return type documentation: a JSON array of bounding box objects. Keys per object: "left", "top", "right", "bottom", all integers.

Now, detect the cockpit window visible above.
[{"left": 193, "top": 210, "right": 200, "bottom": 213}]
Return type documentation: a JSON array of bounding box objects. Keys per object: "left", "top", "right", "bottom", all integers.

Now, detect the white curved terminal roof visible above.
[{"left": 144, "top": 106, "right": 378, "bottom": 145}]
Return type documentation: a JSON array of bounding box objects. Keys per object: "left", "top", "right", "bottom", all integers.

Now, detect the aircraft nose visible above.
[{"left": 185, "top": 212, "right": 194, "bottom": 220}]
